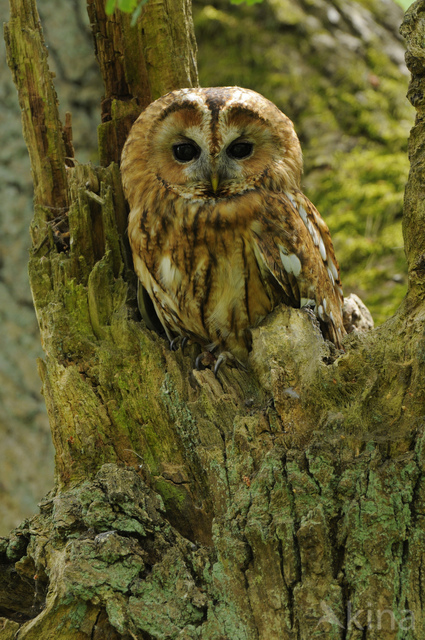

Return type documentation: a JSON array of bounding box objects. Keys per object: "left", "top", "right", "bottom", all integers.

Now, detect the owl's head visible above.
[{"left": 121, "top": 86, "right": 303, "bottom": 203}]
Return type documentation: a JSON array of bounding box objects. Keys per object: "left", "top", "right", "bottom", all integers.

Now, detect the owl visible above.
[{"left": 121, "top": 87, "right": 345, "bottom": 371}]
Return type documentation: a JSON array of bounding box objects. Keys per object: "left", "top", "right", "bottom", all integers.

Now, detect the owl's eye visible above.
[
  {"left": 173, "top": 143, "right": 200, "bottom": 163},
  {"left": 227, "top": 141, "right": 253, "bottom": 160}
]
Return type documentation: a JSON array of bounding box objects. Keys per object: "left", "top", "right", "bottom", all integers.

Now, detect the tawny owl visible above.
[{"left": 121, "top": 87, "right": 345, "bottom": 370}]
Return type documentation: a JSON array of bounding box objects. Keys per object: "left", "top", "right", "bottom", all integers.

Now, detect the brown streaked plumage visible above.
[{"left": 121, "top": 87, "right": 345, "bottom": 364}]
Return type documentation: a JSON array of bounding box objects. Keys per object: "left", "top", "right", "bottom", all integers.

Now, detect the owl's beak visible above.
[{"left": 210, "top": 173, "right": 220, "bottom": 193}]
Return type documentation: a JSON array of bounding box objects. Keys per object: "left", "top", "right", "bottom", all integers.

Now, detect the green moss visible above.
[
  {"left": 153, "top": 477, "right": 187, "bottom": 511},
  {"left": 306, "top": 147, "right": 409, "bottom": 324}
]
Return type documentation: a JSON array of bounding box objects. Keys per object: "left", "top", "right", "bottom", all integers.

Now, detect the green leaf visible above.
[
  {"left": 105, "top": 0, "right": 148, "bottom": 17},
  {"left": 130, "top": 0, "right": 149, "bottom": 26},
  {"left": 106, "top": 0, "right": 139, "bottom": 13},
  {"left": 120, "top": 0, "right": 138, "bottom": 12},
  {"left": 230, "top": 0, "right": 263, "bottom": 4},
  {"left": 105, "top": 0, "right": 117, "bottom": 15}
]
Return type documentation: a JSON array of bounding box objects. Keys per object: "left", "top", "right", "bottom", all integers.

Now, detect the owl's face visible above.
[{"left": 122, "top": 87, "right": 303, "bottom": 203}]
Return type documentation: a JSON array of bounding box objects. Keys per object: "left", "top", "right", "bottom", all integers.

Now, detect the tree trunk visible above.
[{"left": 2, "top": 0, "right": 425, "bottom": 638}]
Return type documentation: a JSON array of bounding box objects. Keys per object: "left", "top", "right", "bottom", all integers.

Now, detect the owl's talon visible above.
[
  {"left": 194, "top": 350, "right": 239, "bottom": 375},
  {"left": 213, "top": 351, "right": 240, "bottom": 375},
  {"left": 169, "top": 336, "right": 190, "bottom": 352},
  {"left": 195, "top": 353, "right": 205, "bottom": 370},
  {"left": 213, "top": 354, "right": 226, "bottom": 376},
  {"left": 181, "top": 337, "right": 189, "bottom": 353},
  {"left": 195, "top": 351, "right": 216, "bottom": 370},
  {"left": 169, "top": 337, "right": 180, "bottom": 351}
]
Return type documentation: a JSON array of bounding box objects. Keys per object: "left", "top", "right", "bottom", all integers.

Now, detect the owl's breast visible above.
[
  {"left": 206, "top": 235, "right": 274, "bottom": 322},
  {"left": 165, "top": 225, "right": 277, "bottom": 357},
  {"left": 129, "top": 194, "right": 281, "bottom": 359}
]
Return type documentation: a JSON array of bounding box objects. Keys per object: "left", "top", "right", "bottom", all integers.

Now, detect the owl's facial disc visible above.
[
  {"left": 152, "top": 106, "right": 283, "bottom": 199},
  {"left": 168, "top": 134, "right": 254, "bottom": 196}
]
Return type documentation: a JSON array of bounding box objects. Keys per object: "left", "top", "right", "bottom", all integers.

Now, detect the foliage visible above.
[
  {"left": 229, "top": 0, "right": 263, "bottom": 5},
  {"left": 106, "top": 0, "right": 264, "bottom": 16},
  {"left": 105, "top": 0, "right": 147, "bottom": 24},
  {"left": 105, "top": 0, "right": 136, "bottom": 13}
]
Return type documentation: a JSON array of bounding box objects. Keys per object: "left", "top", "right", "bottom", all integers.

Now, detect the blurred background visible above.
[{"left": 0, "top": 0, "right": 414, "bottom": 534}]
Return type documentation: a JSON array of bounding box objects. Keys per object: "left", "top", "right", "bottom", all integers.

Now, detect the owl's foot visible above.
[
  {"left": 195, "top": 350, "right": 241, "bottom": 376},
  {"left": 213, "top": 351, "right": 239, "bottom": 375},
  {"left": 169, "top": 336, "right": 189, "bottom": 353},
  {"left": 194, "top": 351, "right": 216, "bottom": 371}
]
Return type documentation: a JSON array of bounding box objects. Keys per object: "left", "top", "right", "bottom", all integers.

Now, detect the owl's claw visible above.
[
  {"left": 213, "top": 351, "right": 241, "bottom": 376},
  {"left": 169, "top": 337, "right": 180, "bottom": 351},
  {"left": 213, "top": 354, "right": 226, "bottom": 376},
  {"left": 195, "top": 351, "right": 216, "bottom": 370},
  {"left": 169, "top": 336, "right": 190, "bottom": 353},
  {"left": 195, "top": 354, "right": 204, "bottom": 370},
  {"left": 194, "top": 350, "right": 239, "bottom": 376}
]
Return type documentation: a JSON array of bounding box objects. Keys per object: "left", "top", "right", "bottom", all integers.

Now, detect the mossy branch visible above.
[{"left": 401, "top": 3, "right": 425, "bottom": 298}]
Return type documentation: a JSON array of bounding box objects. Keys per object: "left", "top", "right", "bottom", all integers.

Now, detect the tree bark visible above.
[{"left": 2, "top": 1, "right": 425, "bottom": 639}]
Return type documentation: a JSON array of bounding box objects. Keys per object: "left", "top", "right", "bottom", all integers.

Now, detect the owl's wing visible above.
[{"left": 251, "top": 190, "right": 345, "bottom": 348}]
